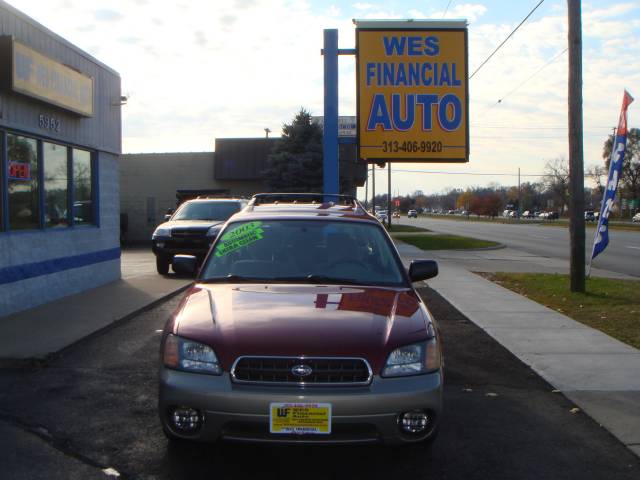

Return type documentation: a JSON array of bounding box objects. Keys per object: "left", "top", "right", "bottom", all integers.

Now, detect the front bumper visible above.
[
  {"left": 152, "top": 239, "right": 212, "bottom": 259},
  {"left": 159, "top": 368, "right": 442, "bottom": 445}
]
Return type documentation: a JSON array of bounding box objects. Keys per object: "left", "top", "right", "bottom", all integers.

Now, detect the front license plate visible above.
[{"left": 269, "top": 403, "right": 332, "bottom": 435}]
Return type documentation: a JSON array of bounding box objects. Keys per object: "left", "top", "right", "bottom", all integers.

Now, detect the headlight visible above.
[
  {"left": 382, "top": 338, "right": 440, "bottom": 377},
  {"left": 152, "top": 227, "right": 172, "bottom": 239},
  {"left": 163, "top": 334, "right": 222, "bottom": 375}
]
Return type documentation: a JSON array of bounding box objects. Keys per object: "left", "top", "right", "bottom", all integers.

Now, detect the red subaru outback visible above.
[{"left": 159, "top": 194, "right": 442, "bottom": 445}]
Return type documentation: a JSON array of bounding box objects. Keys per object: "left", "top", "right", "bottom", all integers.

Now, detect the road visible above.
[
  {"left": 398, "top": 216, "right": 640, "bottom": 278},
  {"left": 1, "top": 289, "right": 638, "bottom": 479}
]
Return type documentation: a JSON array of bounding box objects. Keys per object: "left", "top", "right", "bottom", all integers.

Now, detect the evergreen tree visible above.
[{"left": 263, "top": 109, "right": 323, "bottom": 192}]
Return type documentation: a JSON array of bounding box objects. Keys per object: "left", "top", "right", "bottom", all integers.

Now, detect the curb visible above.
[{"left": 393, "top": 237, "right": 506, "bottom": 252}]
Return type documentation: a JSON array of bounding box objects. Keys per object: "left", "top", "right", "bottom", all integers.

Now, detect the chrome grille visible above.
[
  {"left": 171, "top": 228, "right": 208, "bottom": 238},
  {"left": 231, "top": 356, "right": 372, "bottom": 386}
]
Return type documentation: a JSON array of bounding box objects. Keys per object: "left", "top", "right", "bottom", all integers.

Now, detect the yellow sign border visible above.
[{"left": 356, "top": 25, "right": 469, "bottom": 163}]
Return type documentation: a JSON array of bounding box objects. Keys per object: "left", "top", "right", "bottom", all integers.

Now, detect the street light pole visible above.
[{"left": 568, "top": 0, "right": 585, "bottom": 292}]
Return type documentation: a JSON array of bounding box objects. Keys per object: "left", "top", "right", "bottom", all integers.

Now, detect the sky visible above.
[{"left": 7, "top": 0, "right": 640, "bottom": 197}]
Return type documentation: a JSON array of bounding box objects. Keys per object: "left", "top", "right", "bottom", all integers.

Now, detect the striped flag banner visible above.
[{"left": 589, "top": 90, "right": 634, "bottom": 273}]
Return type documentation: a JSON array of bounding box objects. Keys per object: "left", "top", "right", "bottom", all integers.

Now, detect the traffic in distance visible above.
[{"left": 158, "top": 194, "right": 443, "bottom": 445}]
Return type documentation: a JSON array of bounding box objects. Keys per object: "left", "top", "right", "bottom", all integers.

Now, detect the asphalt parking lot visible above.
[{"left": 0, "top": 287, "right": 638, "bottom": 480}]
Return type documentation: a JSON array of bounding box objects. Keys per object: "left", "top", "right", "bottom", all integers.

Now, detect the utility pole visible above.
[
  {"left": 568, "top": 0, "right": 585, "bottom": 292},
  {"left": 517, "top": 167, "right": 521, "bottom": 220}
]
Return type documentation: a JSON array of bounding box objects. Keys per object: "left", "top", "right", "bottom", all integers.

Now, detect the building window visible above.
[
  {"left": 8, "top": 134, "right": 39, "bottom": 230},
  {"left": 72, "top": 148, "right": 93, "bottom": 225},
  {"left": 43, "top": 142, "right": 69, "bottom": 228}
]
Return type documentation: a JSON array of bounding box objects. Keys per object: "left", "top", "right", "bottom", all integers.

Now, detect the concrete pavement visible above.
[
  {"left": 0, "top": 248, "right": 190, "bottom": 361},
  {"left": 396, "top": 240, "right": 640, "bottom": 458}
]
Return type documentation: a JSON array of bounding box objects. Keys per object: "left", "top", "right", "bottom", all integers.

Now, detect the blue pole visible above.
[{"left": 323, "top": 29, "right": 339, "bottom": 196}]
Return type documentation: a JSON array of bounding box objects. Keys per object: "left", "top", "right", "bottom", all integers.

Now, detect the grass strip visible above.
[
  {"left": 481, "top": 272, "right": 640, "bottom": 350},
  {"left": 394, "top": 233, "right": 499, "bottom": 250}
]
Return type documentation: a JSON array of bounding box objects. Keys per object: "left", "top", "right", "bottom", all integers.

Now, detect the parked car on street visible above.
[
  {"left": 151, "top": 198, "right": 247, "bottom": 274},
  {"left": 407, "top": 209, "right": 418, "bottom": 218},
  {"left": 633, "top": 212, "right": 640, "bottom": 223},
  {"left": 159, "top": 193, "right": 443, "bottom": 446},
  {"left": 376, "top": 211, "right": 388, "bottom": 222},
  {"left": 584, "top": 210, "right": 596, "bottom": 222}
]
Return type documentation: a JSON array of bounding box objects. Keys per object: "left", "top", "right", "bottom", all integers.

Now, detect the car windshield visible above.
[
  {"left": 172, "top": 202, "right": 241, "bottom": 221},
  {"left": 201, "top": 220, "right": 406, "bottom": 286}
]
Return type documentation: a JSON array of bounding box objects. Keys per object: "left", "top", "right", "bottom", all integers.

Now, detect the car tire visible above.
[{"left": 156, "top": 255, "right": 170, "bottom": 275}]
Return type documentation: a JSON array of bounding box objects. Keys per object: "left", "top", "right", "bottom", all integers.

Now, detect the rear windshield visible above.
[
  {"left": 201, "top": 220, "right": 405, "bottom": 287},
  {"left": 173, "top": 202, "right": 241, "bottom": 221}
]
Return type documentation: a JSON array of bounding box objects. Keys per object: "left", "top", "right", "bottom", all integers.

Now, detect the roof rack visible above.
[{"left": 249, "top": 193, "right": 359, "bottom": 206}]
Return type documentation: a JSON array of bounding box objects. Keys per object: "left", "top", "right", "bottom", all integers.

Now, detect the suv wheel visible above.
[{"left": 156, "top": 255, "right": 170, "bottom": 275}]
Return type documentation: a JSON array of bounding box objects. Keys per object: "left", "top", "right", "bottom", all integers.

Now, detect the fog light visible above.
[
  {"left": 170, "top": 407, "right": 202, "bottom": 432},
  {"left": 400, "top": 411, "right": 429, "bottom": 434}
]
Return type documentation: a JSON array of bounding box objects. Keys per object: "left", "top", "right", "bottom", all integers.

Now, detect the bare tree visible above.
[{"left": 543, "top": 157, "right": 570, "bottom": 212}]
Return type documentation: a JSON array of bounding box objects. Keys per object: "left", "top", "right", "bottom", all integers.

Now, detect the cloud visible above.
[
  {"left": 194, "top": 30, "right": 207, "bottom": 47},
  {"left": 94, "top": 9, "right": 124, "bottom": 22},
  {"left": 219, "top": 14, "right": 238, "bottom": 27},
  {"left": 118, "top": 36, "right": 142, "bottom": 45},
  {"left": 8, "top": 0, "right": 638, "bottom": 195}
]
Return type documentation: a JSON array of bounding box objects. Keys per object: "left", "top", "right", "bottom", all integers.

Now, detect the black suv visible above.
[{"left": 152, "top": 198, "right": 247, "bottom": 274}]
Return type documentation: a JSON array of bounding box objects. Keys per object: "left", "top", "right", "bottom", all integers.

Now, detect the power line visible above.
[
  {"left": 369, "top": 169, "right": 600, "bottom": 178},
  {"left": 470, "top": 0, "right": 546, "bottom": 79},
  {"left": 477, "top": 46, "right": 567, "bottom": 117},
  {"left": 443, "top": 0, "right": 454, "bottom": 18},
  {"left": 471, "top": 125, "right": 613, "bottom": 130}
]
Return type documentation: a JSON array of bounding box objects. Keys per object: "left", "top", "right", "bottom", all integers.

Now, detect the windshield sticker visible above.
[{"left": 215, "top": 221, "right": 264, "bottom": 257}]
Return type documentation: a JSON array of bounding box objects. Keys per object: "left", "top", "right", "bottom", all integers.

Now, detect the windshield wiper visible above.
[
  {"left": 200, "top": 274, "right": 266, "bottom": 283},
  {"left": 277, "top": 275, "right": 362, "bottom": 285}
]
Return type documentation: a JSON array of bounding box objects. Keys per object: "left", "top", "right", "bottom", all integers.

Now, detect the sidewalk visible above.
[
  {"left": 396, "top": 240, "right": 640, "bottom": 458},
  {"left": 0, "top": 249, "right": 190, "bottom": 361}
]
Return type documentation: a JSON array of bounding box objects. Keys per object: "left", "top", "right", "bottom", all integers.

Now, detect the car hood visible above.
[
  {"left": 170, "top": 284, "right": 430, "bottom": 374},
  {"left": 161, "top": 220, "right": 225, "bottom": 230}
]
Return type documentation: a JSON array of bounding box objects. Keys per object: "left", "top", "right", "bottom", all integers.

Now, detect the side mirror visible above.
[
  {"left": 408, "top": 260, "right": 438, "bottom": 282},
  {"left": 164, "top": 214, "right": 172, "bottom": 221},
  {"left": 172, "top": 255, "right": 198, "bottom": 276}
]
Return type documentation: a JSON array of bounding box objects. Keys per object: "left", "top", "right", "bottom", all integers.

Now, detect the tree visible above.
[
  {"left": 456, "top": 190, "right": 474, "bottom": 210},
  {"left": 481, "top": 193, "right": 503, "bottom": 218},
  {"left": 263, "top": 108, "right": 323, "bottom": 192},
  {"left": 543, "top": 157, "right": 570, "bottom": 212},
  {"left": 602, "top": 128, "right": 640, "bottom": 202}
]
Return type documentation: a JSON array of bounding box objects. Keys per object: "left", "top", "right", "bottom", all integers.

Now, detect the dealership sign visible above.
[
  {"left": 1, "top": 37, "right": 94, "bottom": 116},
  {"left": 356, "top": 21, "right": 468, "bottom": 162}
]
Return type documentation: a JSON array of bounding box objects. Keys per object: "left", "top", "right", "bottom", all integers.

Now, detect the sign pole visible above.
[
  {"left": 371, "top": 165, "right": 376, "bottom": 213},
  {"left": 387, "top": 162, "right": 392, "bottom": 229},
  {"left": 322, "top": 29, "right": 339, "bottom": 197}
]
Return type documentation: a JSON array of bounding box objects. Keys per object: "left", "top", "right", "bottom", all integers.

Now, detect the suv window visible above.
[
  {"left": 172, "top": 201, "right": 242, "bottom": 221},
  {"left": 201, "top": 220, "right": 406, "bottom": 287}
]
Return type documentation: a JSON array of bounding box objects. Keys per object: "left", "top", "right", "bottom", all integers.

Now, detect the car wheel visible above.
[{"left": 156, "top": 255, "right": 170, "bottom": 275}]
